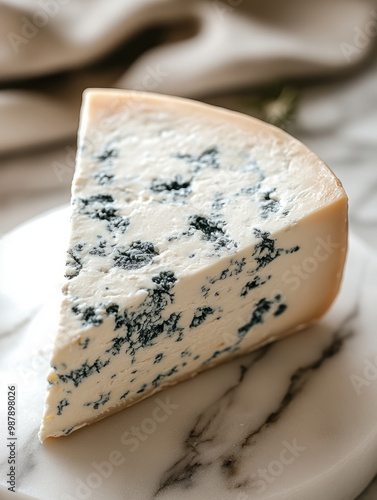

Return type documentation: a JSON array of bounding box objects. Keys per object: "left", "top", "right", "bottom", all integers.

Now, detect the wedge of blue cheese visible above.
[{"left": 39, "top": 89, "right": 348, "bottom": 441}]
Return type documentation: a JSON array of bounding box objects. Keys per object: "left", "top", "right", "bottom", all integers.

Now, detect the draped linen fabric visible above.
[{"left": 0, "top": 0, "right": 375, "bottom": 153}]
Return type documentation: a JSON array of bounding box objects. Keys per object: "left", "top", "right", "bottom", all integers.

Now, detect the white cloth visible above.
[{"left": 0, "top": 0, "right": 376, "bottom": 153}]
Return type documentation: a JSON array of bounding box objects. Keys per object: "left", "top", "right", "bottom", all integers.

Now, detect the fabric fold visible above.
[{"left": 0, "top": 0, "right": 375, "bottom": 154}]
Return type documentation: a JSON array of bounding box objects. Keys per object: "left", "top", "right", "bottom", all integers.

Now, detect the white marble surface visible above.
[
  {"left": 1, "top": 207, "right": 377, "bottom": 500},
  {"left": 1, "top": 52, "right": 377, "bottom": 500}
]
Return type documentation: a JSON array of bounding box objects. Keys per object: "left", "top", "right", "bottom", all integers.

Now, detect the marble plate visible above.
[{"left": 1, "top": 206, "right": 377, "bottom": 500}]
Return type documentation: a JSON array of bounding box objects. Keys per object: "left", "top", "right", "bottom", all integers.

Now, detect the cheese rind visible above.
[{"left": 39, "top": 89, "right": 347, "bottom": 441}]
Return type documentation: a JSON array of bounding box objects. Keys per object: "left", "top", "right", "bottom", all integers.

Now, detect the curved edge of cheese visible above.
[
  {"left": 81, "top": 88, "right": 345, "bottom": 211},
  {"left": 39, "top": 89, "right": 348, "bottom": 441}
]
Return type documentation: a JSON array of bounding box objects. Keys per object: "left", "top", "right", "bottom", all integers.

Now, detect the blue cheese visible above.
[{"left": 39, "top": 89, "right": 348, "bottom": 441}]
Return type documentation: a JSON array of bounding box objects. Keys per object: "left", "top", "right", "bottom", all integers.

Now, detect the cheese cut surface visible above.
[{"left": 39, "top": 89, "right": 348, "bottom": 441}]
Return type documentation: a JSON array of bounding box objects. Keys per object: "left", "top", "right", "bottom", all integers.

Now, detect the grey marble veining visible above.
[{"left": 155, "top": 311, "right": 360, "bottom": 498}]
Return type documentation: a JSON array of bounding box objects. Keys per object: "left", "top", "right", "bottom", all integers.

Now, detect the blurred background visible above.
[
  {"left": 0, "top": 0, "right": 376, "bottom": 496},
  {"left": 0, "top": 0, "right": 376, "bottom": 248}
]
